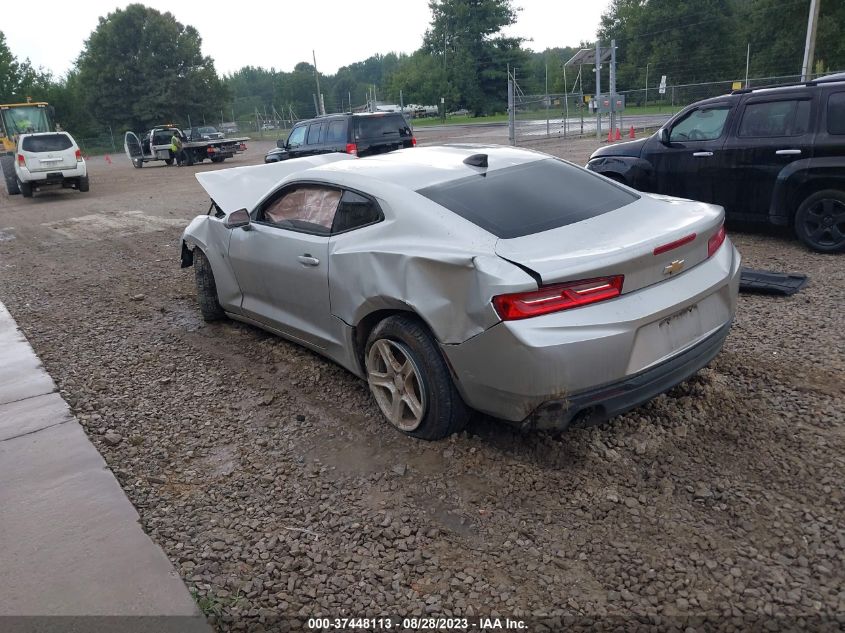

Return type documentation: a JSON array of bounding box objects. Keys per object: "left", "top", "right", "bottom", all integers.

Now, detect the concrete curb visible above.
[{"left": 0, "top": 301, "right": 210, "bottom": 630}]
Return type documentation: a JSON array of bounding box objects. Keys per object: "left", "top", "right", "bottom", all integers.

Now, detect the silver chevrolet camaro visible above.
[{"left": 180, "top": 145, "right": 741, "bottom": 440}]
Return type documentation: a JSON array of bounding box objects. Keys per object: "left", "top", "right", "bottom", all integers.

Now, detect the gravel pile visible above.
[{"left": 0, "top": 138, "right": 842, "bottom": 632}]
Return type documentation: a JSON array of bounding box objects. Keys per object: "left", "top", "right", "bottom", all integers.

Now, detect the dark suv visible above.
[
  {"left": 587, "top": 73, "right": 845, "bottom": 252},
  {"left": 265, "top": 112, "right": 416, "bottom": 163}
]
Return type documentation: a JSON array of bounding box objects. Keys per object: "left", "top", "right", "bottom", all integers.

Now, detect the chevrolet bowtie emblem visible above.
[{"left": 663, "top": 259, "right": 686, "bottom": 275}]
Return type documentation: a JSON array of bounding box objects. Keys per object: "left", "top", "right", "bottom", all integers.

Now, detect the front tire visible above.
[
  {"left": 794, "top": 189, "right": 845, "bottom": 253},
  {"left": 193, "top": 249, "right": 225, "bottom": 321},
  {"left": 365, "top": 315, "right": 468, "bottom": 440},
  {"left": 133, "top": 158, "right": 143, "bottom": 169}
]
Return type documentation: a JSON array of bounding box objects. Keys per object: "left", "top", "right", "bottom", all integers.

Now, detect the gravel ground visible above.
[{"left": 0, "top": 132, "right": 843, "bottom": 632}]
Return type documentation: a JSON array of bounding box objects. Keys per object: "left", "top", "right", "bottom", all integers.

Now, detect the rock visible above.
[
  {"left": 103, "top": 432, "right": 122, "bottom": 446},
  {"left": 130, "top": 294, "right": 145, "bottom": 301},
  {"left": 391, "top": 464, "right": 407, "bottom": 477}
]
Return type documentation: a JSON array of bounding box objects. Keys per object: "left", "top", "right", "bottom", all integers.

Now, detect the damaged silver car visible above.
[{"left": 180, "top": 145, "right": 741, "bottom": 440}]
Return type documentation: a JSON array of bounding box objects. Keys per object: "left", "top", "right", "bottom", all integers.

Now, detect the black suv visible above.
[
  {"left": 587, "top": 73, "right": 845, "bottom": 252},
  {"left": 264, "top": 112, "right": 416, "bottom": 163}
]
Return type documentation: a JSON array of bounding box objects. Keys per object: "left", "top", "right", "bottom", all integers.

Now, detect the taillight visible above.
[
  {"left": 207, "top": 147, "right": 216, "bottom": 154},
  {"left": 345, "top": 143, "right": 358, "bottom": 156},
  {"left": 707, "top": 223, "right": 726, "bottom": 258},
  {"left": 17, "top": 153, "right": 25, "bottom": 166},
  {"left": 493, "top": 276, "right": 624, "bottom": 321},
  {"left": 654, "top": 232, "right": 696, "bottom": 255},
  {"left": 75, "top": 149, "right": 82, "bottom": 162},
  {"left": 411, "top": 137, "right": 417, "bottom": 147}
]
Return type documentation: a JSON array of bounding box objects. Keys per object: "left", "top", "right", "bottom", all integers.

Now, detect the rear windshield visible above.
[
  {"left": 21, "top": 134, "right": 73, "bottom": 152},
  {"left": 417, "top": 159, "right": 638, "bottom": 239},
  {"left": 354, "top": 115, "right": 412, "bottom": 140}
]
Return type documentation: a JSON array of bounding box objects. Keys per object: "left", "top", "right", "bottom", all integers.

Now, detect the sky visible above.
[{"left": 6, "top": 0, "right": 609, "bottom": 78}]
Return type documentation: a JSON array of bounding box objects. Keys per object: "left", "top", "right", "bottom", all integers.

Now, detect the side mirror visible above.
[
  {"left": 659, "top": 128, "right": 670, "bottom": 144},
  {"left": 224, "top": 208, "right": 251, "bottom": 230},
  {"left": 276, "top": 139, "right": 286, "bottom": 149}
]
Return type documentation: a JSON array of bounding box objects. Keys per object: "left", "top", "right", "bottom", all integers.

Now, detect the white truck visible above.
[{"left": 124, "top": 126, "right": 248, "bottom": 168}]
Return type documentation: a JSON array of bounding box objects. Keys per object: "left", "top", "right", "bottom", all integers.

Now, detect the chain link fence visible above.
[{"left": 509, "top": 70, "right": 844, "bottom": 146}]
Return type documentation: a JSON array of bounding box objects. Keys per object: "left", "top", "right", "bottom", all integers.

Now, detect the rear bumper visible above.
[
  {"left": 16, "top": 165, "right": 86, "bottom": 183},
  {"left": 528, "top": 320, "right": 731, "bottom": 430},
  {"left": 441, "top": 240, "right": 741, "bottom": 426}
]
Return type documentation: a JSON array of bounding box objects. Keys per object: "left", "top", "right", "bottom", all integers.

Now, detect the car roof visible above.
[{"left": 307, "top": 144, "right": 547, "bottom": 190}]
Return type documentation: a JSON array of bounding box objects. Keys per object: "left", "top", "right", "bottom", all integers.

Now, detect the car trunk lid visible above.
[
  {"left": 20, "top": 133, "right": 78, "bottom": 172},
  {"left": 494, "top": 194, "right": 724, "bottom": 294}
]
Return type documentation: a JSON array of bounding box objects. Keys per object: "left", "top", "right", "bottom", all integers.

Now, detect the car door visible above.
[
  {"left": 720, "top": 94, "right": 815, "bottom": 220},
  {"left": 642, "top": 102, "right": 734, "bottom": 205},
  {"left": 285, "top": 125, "right": 307, "bottom": 158},
  {"left": 226, "top": 183, "right": 343, "bottom": 349}
]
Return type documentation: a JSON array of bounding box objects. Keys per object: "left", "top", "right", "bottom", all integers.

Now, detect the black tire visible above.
[
  {"left": 133, "top": 158, "right": 143, "bottom": 169},
  {"left": 211, "top": 156, "right": 225, "bottom": 163},
  {"left": 193, "top": 249, "right": 225, "bottom": 321},
  {"left": 164, "top": 158, "right": 174, "bottom": 166},
  {"left": 2, "top": 155, "right": 20, "bottom": 195},
  {"left": 19, "top": 179, "right": 32, "bottom": 198},
  {"left": 794, "top": 189, "right": 845, "bottom": 253},
  {"left": 78, "top": 176, "right": 90, "bottom": 192},
  {"left": 364, "top": 315, "right": 468, "bottom": 441}
]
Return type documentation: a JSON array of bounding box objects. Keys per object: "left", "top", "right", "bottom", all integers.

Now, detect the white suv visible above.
[{"left": 14, "top": 131, "right": 89, "bottom": 197}]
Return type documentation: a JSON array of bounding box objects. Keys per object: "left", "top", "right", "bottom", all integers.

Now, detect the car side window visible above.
[
  {"left": 669, "top": 107, "right": 730, "bottom": 142},
  {"left": 287, "top": 126, "right": 306, "bottom": 148},
  {"left": 258, "top": 185, "right": 342, "bottom": 236},
  {"left": 307, "top": 123, "right": 323, "bottom": 145},
  {"left": 332, "top": 190, "right": 383, "bottom": 234},
  {"left": 738, "top": 100, "right": 809, "bottom": 137},
  {"left": 326, "top": 120, "right": 346, "bottom": 143},
  {"left": 827, "top": 92, "right": 845, "bottom": 135}
]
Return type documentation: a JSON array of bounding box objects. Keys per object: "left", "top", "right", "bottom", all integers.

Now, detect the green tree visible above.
[
  {"left": 0, "top": 31, "right": 38, "bottom": 100},
  {"left": 76, "top": 4, "right": 228, "bottom": 132},
  {"left": 423, "top": 0, "right": 524, "bottom": 114}
]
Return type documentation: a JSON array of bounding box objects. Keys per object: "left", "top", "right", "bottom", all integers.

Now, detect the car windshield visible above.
[
  {"left": 21, "top": 134, "right": 73, "bottom": 152},
  {"left": 417, "top": 159, "right": 638, "bottom": 239}
]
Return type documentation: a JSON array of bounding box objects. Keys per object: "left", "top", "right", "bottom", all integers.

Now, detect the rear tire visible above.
[
  {"left": 2, "top": 156, "right": 20, "bottom": 195},
  {"left": 365, "top": 315, "right": 468, "bottom": 441},
  {"left": 211, "top": 156, "right": 225, "bottom": 163},
  {"left": 19, "top": 179, "right": 32, "bottom": 198},
  {"left": 794, "top": 189, "right": 845, "bottom": 253},
  {"left": 78, "top": 176, "right": 90, "bottom": 192},
  {"left": 193, "top": 249, "right": 225, "bottom": 322},
  {"left": 164, "top": 158, "right": 174, "bottom": 166}
]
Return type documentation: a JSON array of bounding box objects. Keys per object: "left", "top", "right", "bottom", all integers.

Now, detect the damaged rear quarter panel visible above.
[{"left": 327, "top": 191, "right": 535, "bottom": 345}]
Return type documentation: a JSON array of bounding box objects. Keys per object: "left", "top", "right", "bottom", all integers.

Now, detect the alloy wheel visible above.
[
  {"left": 366, "top": 339, "right": 427, "bottom": 432},
  {"left": 803, "top": 198, "right": 845, "bottom": 249}
]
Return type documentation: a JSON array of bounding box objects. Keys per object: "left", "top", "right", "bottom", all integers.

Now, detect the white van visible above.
[{"left": 14, "top": 131, "right": 89, "bottom": 197}]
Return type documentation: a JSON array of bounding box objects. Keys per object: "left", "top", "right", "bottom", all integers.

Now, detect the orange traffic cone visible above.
[
  {"left": 629, "top": 126, "right": 636, "bottom": 139},
  {"left": 104, "top": 154, "right": 112, "bottom": 164},
  {"left": 607, "top": 129, "right": 613, "bottom": 143},
  {"left": 615, "top": 128, "right": 622, "bottom": 141}
]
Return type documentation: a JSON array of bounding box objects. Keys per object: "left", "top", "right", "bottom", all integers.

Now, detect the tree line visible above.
[{"left": 1, "top": 0, "right": 843, "bottom": 140}]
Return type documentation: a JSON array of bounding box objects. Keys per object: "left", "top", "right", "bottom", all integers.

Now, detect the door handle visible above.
[
  {"left": 692, "top": 151, "right": 714, "bottom": 157},
  {"left": 775, "top": 149, "right": 802, "bottom": 155},
  {"left": 297, "top": 254, "right": 320, "bottom": 267}
]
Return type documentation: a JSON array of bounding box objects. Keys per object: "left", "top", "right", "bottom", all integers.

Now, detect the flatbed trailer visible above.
[{"left": 124, "top": 126, "right": 248, "bottom": 168}]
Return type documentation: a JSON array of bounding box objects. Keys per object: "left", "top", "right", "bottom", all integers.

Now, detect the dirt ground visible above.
[{"left": 0, "top": 130, "right": 843, "bottom": 632}]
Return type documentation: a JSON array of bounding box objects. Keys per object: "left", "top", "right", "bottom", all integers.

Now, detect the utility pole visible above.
[
  {"left": 801, "top": 0, "right": 820, "bottom": 81},
  {"left": 595, "top": 41, "right": 602, "bottom": 140},
  {"left": 610, "top": 39, "right": 617, "bottom": 135},
  {"left": 312, "top": 50, "right": 324, "bottom": 115},
  {"left": 645, "top": 63, "right": 650, "bottom": 109},
  {"left": 745, "top": 43, "right": 751, "bottom": 88}
]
